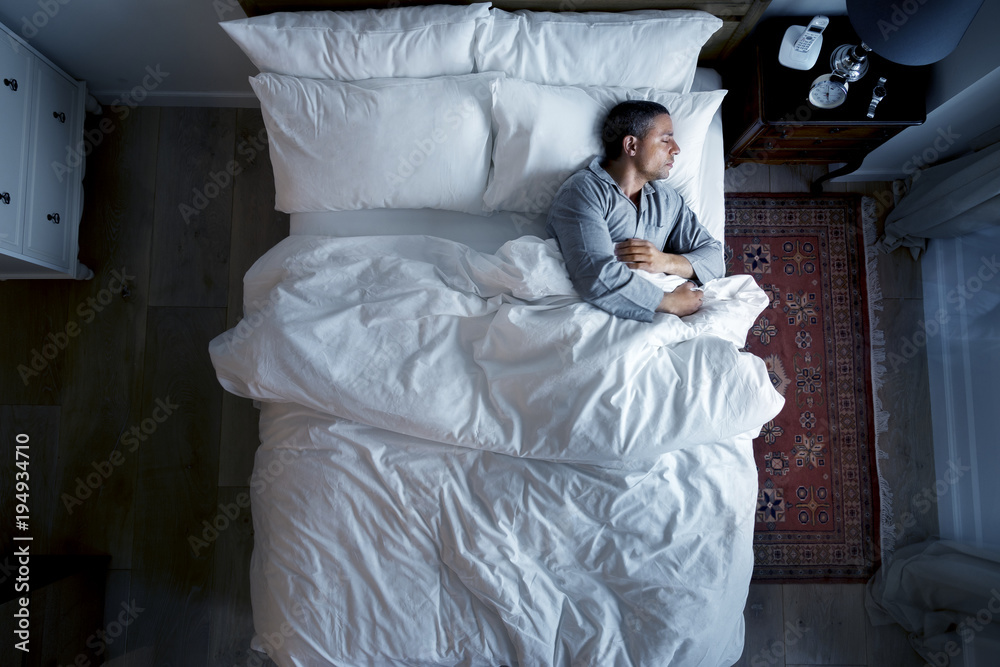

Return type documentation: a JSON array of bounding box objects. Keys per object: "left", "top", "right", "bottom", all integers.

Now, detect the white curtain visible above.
[
  {"left": 877, "top": 140, "right": 1000, "bottom": 256},
  {"left": 867, "top": 538, "right": 1000, "bottom": 665}
]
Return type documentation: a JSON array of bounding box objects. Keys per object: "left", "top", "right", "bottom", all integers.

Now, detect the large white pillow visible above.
[
  {"left": 474, "top": 9, "right": 722, "bottom": 93},
  {"left": 484, "top": 77, "right": 726, "bottom": 226},
  {"left": 222, "top": 3, "right": 491, "bottom": 80},
  {"left": 250, "top": 73, "right": 499, "bottom": 215}
]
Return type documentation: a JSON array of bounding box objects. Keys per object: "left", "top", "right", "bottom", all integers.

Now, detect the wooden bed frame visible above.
[{"left": 234, "top": 0, "right": 771, "bottom": 62}]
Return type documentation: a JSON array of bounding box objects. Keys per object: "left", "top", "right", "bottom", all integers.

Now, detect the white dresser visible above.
[{"left": 0, "top": 21, "right": 91, "bottom": 280}]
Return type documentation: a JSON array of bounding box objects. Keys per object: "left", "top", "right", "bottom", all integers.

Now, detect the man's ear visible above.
[{"left": 622, "top": 135, "right": 637, "bottom": 157}]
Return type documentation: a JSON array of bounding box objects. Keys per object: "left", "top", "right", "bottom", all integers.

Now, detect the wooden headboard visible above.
[{"left": 234, "top": 0, "right": 771, "bottom": 62}]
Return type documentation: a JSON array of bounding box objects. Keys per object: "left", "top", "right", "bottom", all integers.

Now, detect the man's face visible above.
[{"left": 631, "top": 114, "right": 680, "bottom": 181}]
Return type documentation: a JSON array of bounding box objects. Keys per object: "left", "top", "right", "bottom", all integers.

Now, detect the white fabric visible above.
[
  {"left": 285, "top": 67, "right": 728, "bottom": 245},
  {"left": 247, "top": 402, "right": 758, "bottom": 666},
  {"left": 211, "top": 235, "right": 783, "bottom": 467},
  {"left": 290, "top": 208, "right": 549, "bottom": 254},
  {"left": 484, "top": 77, "right": 726, "bottom": 230},
  {"left": 866, "top": 538, "right": 1000, "bottom": 665},
  {"left": 474, "top": 9, "right": 722, "bottom": 93},
  {"left": 220, "top": 3, "right": 491, "bottom": 80},
  {"left": 251, "top": 73, "right": 498, "bottom": 215},
  {"left": 878, "top": 141, "right": 1000, "bottom": 257},
  {"left": 209, "top": 233, "right": 784, "bottom": 664}
]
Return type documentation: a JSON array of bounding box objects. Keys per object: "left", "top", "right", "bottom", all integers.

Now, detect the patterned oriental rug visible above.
[{"left": 724, "top": 194, "right": 880, "bottom": 581}]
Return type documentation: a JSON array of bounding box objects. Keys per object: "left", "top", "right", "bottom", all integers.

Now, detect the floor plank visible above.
[
  {"left": 148, "top": 108, "right": 237, "bottom": 308},
  {"left": 0, "top": 280, "right": 69, "bottom": 405},
  {"left": 770, "top": 164, "right": 827, "bottom": 193},
  {"left": 733, "top": 583, "right": 786, "bottom": 667},
  {"left": 725, "top": 162, "right": 771, "bottom": 193},
  {"left": 102, "top": 569, "right": 132, "bottom": 664},
  {"left": 865, "top": 610, "right": 924, "bottom": 666},
  {"left": 218, "top": 108, "right": 289, "bottom": 488},
  {"left": 782, "top": 583, "right": 869, "bottom": 665},
  {"left": 225, "top": 107, "right": 290, "bottom": 330},
  {"left": 126, "top": 306, "right": 225, "bottom": 665},
  {"left": 49, "top": 106, "right": 160, "bottom": 568},
  {"left": 208, "top": 486, "right": 266, "bottom": 665}
]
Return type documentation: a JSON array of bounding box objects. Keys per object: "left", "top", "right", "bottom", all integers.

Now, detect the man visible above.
[{"left": 546, "top": 100, "right": 724, "bottom": 322}]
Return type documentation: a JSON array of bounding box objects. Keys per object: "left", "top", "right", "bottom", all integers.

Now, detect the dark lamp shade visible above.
[{"left": 846, "top": 0, "right": 985, "bottom": 65}]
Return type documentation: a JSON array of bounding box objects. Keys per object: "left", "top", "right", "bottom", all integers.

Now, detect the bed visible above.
[{"left": 209, "top": 3, "right": 783, "bottom": 665}]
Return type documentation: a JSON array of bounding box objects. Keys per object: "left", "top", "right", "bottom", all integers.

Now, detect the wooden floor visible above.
[{"left": 0, "top": 109, "right": 933, "bottom": 665}]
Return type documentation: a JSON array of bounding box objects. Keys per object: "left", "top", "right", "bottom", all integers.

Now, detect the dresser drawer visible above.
[
  {"left": 0, "top": 37, "right": 32, "bottom": 253},
  {"left": 23, "top": 59, "right": 78, "bottom": 268},
  {"left": 746, "top": 135, "right": 879, "bottom": 159},
  {"left": 760, "top": 125, "right": 897, "bottom": 141},
  {"left": 748, "top": 136, "right": 880, "bottom": 152}
]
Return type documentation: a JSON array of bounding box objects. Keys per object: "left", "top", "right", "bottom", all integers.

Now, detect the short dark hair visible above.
[{"left": 601, "top": 100, "right": 670, "bottom": 160}]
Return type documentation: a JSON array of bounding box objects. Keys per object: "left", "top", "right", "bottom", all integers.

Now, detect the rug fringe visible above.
[{"left": 861, "top": 196, "right": 895, "bottom": 564}]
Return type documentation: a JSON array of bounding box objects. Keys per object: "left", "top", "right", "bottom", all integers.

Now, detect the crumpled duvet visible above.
[
  {"left": 208, "top": 233, "right": 784, "bottom": 666},
  {"left": 211, "top": 234, "right": 782, "bottom": 468}
]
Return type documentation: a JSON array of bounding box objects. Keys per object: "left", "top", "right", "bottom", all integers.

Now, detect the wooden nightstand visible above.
[{"left": 722, "top": 17, "right": 927, "bottom": 192}]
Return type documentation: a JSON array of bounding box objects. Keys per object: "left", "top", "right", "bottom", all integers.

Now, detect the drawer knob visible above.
[
  {"left": 3, "top": 78, "right": 17, "bottom": 92},
  {"left": 829, "top": 127, "right": 842, "bottom": 134},
  {"left": 765, "top": 141, "right": 774, "bottom": 150},
  {"left": 0, "top": 192, "right": 9, "bottom": 205},
  {"left": 53, "top": 111, "right": 66, "bottom": 123},
  {"left": 47, "top": 213, "right": 60, "bottom": 224}
]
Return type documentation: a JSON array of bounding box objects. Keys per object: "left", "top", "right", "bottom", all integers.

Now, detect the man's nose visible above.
[{"left": 670, "top": 139, "right": 681, "bottom": 155}]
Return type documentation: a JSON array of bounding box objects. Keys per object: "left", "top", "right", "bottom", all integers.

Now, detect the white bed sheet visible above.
[
  {"left": 249, "top": 402, "right": 758, "bottom": 666},
  {"left": 211, "top": 233, "right": 779, "bottom": 666},
  {"left": 288, "top": 68, "right": 726, "bottom": 251}
]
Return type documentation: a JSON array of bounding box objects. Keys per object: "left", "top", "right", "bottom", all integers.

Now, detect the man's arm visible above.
[
  {"left": 663, "top": 200, "right": 725, "bottom": 284},
  {"left": 547, "top": 179, "right": 665, "bottom": 322},
  {"left": 613, "top": 197, "right": 723, "bottom": 284},
  {"left": 614, "top": 239, "right": 695, "bottom": 278}
]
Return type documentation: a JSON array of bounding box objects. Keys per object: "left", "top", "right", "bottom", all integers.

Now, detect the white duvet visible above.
[{"left": 209, "top": 234, "right": 784, "bottom": 666}]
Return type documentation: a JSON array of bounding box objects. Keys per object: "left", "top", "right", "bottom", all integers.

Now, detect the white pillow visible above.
[
  {"left": 474, "top": 9, "right": 722, "bottom": 93},
  {"left": 221, "top": 3, "right": 491, "bottom": 80},
  {"left": 250, "top": 73, "right": 499, "bottom": 215},
  {"left": 484, "top": 78, "right": 726, "bottom": 227}
]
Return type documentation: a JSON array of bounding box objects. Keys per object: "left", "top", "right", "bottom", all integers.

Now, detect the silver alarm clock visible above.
[{"left": 808, "top": 73, "right": 849, "bottom": 109}]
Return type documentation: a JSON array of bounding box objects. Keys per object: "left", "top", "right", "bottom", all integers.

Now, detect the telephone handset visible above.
[{"left": 778, "top": 16, "right": 829, "bottom": 70}]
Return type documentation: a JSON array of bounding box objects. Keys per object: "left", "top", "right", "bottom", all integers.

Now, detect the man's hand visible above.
[
  {"left": 615, "top": 239, "right": 694, "bottom": 278},
  {"left": 656, "top": 281, "right": 703, "bottom": 316}
]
